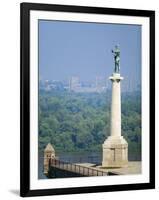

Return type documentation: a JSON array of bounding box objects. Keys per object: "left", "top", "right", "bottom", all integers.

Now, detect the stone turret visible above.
[{"left": 44, "top": 143, "right": 55, "bottom": 175}]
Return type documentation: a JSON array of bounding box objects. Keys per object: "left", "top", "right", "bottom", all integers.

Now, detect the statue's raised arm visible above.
[{"left": 111, "top": 45, "right": 120, "bottom": 73}]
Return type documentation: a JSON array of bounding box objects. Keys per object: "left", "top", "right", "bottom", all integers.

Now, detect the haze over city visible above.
[{"left": 39, "top": 20, "right": 141, "bottom": 91}]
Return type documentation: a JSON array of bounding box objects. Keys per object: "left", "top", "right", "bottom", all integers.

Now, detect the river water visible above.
[{"left": 38, "top": 151, "right": 141, "bottom": 179}]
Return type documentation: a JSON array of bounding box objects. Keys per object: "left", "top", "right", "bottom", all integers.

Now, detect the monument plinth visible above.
[{"left": 102, "top": 46, "right": 128, "bottom": 168}]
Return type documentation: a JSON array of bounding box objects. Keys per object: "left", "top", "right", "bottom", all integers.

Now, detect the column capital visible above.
[{"left": 109, "top": 73, "right": 123, "bottom": 82}]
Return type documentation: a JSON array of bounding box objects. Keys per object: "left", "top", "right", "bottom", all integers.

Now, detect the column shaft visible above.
[{"left": 110, "top": 80, "right": 121, "bottom": 137}]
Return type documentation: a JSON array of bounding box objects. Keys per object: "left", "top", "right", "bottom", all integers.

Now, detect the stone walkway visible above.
[{"left": 97, "top": 161, "right": 141, "bottom": 175}]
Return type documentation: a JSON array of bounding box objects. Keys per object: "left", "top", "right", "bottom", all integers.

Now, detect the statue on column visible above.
[{"left": 112, "top": 45, "right": 120, "bottom": 73}]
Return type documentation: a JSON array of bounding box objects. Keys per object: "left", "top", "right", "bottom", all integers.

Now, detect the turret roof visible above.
[{"left": 44, "top": 143, "right": 55, "bottom": 152}]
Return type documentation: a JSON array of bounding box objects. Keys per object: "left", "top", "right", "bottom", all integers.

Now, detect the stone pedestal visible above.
[
  {"left": 102, "top": 73, "right": 128, "bottom": 168},
  {"left": 102, "top": 136, "right": 128, "bottom": 167}
]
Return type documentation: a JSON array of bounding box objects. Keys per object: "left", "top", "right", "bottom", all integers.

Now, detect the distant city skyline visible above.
[
  {"left": 39, "top": 20, "right": 141, "bottom": 89},
  {"left": 40, "top": 75, "right": 140, "bottom": 93}
]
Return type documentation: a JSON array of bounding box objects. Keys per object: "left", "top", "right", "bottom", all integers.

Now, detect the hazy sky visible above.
[{"left": 39, "top": 20, "right": 141, "bottom": 85}]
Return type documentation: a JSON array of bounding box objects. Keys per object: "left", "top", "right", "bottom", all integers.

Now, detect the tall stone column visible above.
[
  {"left": 102, "top": 73, "right": 128, "bottom": 168},
  {"left": 110, "top": 73, "right": 123, "bottom": 137}
]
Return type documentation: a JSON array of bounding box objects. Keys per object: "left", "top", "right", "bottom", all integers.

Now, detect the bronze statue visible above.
[{"left": 112, "top": 45, "right": 120, "bottom": 73}]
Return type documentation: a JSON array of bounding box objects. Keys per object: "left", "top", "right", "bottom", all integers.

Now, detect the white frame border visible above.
[{"left": 30, "top": 10, "right": 150, "bottom": 190}]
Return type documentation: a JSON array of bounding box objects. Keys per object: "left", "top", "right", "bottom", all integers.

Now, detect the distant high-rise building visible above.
[
  {"left": 95, "top": 76, "right": 107, "bottom": 92},
  {"left": 69, "top": 76, "right": 81, "bottom": 91},
  {"left": 68, "top": 76, "right": 108, "bottom": 93}
]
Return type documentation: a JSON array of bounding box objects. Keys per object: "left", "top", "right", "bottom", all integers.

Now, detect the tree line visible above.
[{"left": 39, "top": 90, "right": 141, "bottom": 158}]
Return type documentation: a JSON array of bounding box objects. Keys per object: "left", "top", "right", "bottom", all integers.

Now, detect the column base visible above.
[{"left": 102, "top": 136, "right": 128, "bottom": 168}]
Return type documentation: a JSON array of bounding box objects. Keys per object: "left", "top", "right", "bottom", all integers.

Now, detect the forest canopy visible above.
[{"left": 39, "top": 90, "right": 141, "bottom": 158}]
